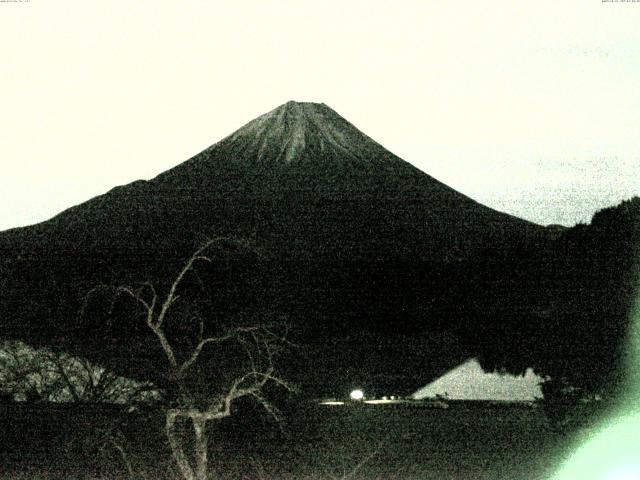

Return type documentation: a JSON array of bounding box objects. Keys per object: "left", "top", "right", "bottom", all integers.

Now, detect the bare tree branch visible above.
[
  {"left": 166, "top": 410, "right": 196, "bottom": 480},
  {"left": 46, "top": 352, "right": 81, "bottom": 402},
  {"left": 155, "top": 238, "right": 224, "bottom": 330},
  {"left": 178, "top": 325, "right": 261, "bottom": 376},
  {"left": 340, "top": 442, "right": 385, "bottom": 480}
]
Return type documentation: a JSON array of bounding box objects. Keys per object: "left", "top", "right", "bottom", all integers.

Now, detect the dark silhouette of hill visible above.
[
  {"left": 0, "top": 101, "right": 611, "bottom": 398},
  {"left": 471, "top": 197, "right": 640, "bottom": 400}
]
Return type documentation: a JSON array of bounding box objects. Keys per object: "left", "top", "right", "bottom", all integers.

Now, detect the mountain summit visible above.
[
  {"left": 155, "top": 100, "right": 456, "bottom": 200},
  {"left": 213, "top": 101, "right": 392, "bottom": 166}
]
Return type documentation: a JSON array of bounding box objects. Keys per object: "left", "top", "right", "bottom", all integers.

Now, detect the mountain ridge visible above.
[{"left": 2, "top": 101, "right": 542, "bottom": 261}]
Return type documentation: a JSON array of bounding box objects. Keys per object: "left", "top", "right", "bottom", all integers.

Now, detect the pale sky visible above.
[{"left": 1, "top": 1, "right": 639, "bottom": 231}]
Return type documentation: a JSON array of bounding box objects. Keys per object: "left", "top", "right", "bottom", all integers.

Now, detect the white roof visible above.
[{"left": 412, "top": 358, "right": 543, "bottom": 401}]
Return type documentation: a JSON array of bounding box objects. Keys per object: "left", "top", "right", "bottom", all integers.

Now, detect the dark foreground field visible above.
[{"left": 0, "top": 401, "right": 589, "bottom": 480}]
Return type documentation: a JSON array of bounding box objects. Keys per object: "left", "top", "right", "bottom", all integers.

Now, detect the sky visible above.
[{"left": 1, "top": 0, "right": 639, "bottom": 231}]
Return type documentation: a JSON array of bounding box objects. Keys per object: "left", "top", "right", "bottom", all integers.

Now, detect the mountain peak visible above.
[
  {"left": 215, "top": 101, "right": 389, "bottom": 165},
  {"left": 282, "top": 99, "right": 327, "bottom": 108}
]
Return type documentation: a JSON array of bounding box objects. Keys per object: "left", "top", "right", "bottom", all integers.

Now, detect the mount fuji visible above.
[{"left": 0, "top": 101, "right": 550, "bottom": 396}]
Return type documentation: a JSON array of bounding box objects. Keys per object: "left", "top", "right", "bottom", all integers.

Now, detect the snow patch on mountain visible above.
[{"left": 217, "top": 101, "right": 392, "bottom": 165}]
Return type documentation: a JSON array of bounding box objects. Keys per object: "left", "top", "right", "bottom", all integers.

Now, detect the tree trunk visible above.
[
  {"left": 192, "top": 416, "right": 209, "bottom": 480},
  {"left": 166, "top": 411, "right": 195, "bottom": 480}
]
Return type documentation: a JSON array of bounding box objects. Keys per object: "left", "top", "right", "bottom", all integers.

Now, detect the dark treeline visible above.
[
  {"left": 1, "top": 198, "right": 638, "bottom": 400},
  {"left": 468, "top": 197, "right": 640, "bottom": 398}
]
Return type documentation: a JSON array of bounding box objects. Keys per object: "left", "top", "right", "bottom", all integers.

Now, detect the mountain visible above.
[
  {"left": 1, "top": 101, "right": 541, "bottom": 258},
  {"left": 0, "top": 101, "right": 551, "bottom": 396}
]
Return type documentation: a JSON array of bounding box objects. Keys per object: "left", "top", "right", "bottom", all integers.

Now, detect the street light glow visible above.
[{"left": 350, "top": 389, "right": 364, "bottom": 401}]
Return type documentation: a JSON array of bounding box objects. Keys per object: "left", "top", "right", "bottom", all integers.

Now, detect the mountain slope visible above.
[{"left": 2, "top": 102, "right": 540, "bottom": 258}]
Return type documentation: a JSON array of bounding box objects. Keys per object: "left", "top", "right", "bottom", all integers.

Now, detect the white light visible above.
[{"left": 350, "top": 389, "right": 364, "bottom": 401}]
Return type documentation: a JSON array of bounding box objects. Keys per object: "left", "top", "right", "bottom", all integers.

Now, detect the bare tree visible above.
[
  {"left": 91, "top": 238, "right": 293, "bottom": 480},
  {"left": 0, "top": 341, "right": 48, "bottom": 401},
  {"left": 0, "top": 340, "right": 159, "bottom": 404}
]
